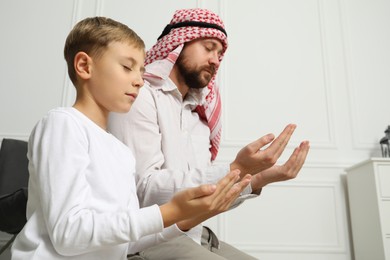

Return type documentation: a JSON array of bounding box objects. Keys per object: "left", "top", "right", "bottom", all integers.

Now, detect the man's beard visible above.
[{"left": 176, "top": 55, "right": 216, "bottom": 89}]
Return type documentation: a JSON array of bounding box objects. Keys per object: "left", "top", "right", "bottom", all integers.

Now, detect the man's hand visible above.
[
  {"left": 230, "top": 124, "right": 297, "bottom": 178},
  {"left": 251, "top": 140, "right": 310, "bottom": 193}
]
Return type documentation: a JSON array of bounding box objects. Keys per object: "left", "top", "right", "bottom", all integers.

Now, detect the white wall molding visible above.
[
  {"left": 205, "top": 177, "right": 350, "bottom": 257},
  {"left": 61, "top": 0, "right": 81, "bottom": 107},
  {"left": 338, "top": 0, "right": 390, "bottom": 149},
  {"left": 220, "top": 0, "right": 338, "bottom": 152}
]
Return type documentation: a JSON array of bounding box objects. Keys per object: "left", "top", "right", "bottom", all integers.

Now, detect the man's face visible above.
[{"left": 176, "top": 38, "right": 223, "bottom": 89}]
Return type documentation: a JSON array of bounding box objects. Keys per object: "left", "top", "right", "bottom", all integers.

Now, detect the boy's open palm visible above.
[
  {"left": 176, "top": 172, "right": 252, "bottom": 231},
  {"left": 160, "top": 170, "right": 251, "bottom": 228}
]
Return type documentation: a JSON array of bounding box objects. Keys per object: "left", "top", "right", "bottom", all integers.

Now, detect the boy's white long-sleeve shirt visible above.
[
  {"left": 11, "top": 107, "right": 182, "bottom": 260},
  {"left": 108, "top": 80, "right": 257, "bottom": 244}
]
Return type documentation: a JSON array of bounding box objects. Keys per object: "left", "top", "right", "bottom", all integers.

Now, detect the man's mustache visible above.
[{"left": 202, "top": 65, "right": 216, "bottom": 76}]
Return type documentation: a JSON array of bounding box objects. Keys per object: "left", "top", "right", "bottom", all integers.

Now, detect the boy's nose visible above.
[{"left": 133, "top": 74, "right": 144, "bottom": 88}]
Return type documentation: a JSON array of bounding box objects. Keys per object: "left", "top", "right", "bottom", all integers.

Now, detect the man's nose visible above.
[{"left": 209, "top": 52, "right": 220, "bottom": 67}]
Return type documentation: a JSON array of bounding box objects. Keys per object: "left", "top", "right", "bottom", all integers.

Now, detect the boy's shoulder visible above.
[
  {"left": 40, "top": 107, "right": 79, "bottom": 122},
  {"left": 30, "top": 107, "right": 96, "bottom": 146},
  {"left": 33, "top": 107, "right": 87, "bottom": 134}
]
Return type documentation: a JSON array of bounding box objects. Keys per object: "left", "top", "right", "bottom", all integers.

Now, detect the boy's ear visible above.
[{"left": 74, "top": 52, "right": 92, "bottom": 80}]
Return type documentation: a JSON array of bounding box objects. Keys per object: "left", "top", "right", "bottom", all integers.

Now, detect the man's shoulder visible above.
[
  {"left": 138, "top": 83, "right": 156, "bottom": 100},
  {"left": 138, "top": 80, "right": 174, "bottom": 101}
]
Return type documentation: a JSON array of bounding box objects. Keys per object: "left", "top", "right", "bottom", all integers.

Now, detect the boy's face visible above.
[{"left": 88, "top": 41, "right": 145, "bottom": 113}]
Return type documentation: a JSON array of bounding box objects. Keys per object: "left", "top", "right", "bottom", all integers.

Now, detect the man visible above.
[{"left": 109, "top": 8, "right": 310, "bottom": 260}]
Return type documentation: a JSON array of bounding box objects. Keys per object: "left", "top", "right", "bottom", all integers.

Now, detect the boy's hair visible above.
[{"left": 64, "top": 17, "right": 145, "bottom": 85}]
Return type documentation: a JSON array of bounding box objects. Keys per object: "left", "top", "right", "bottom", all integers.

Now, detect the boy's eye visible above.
[{"left": 123, "top": 65, "right": 131, "bottom": 71}]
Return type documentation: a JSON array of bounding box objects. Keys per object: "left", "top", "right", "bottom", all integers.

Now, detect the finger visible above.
[
  {"left": 293, "top": 141, "right": 310, "bottom": 171},
  {"left": 220, "top": 174, "right": 251, "bottom": 208},
  {"left": 230, "top": 174, "right": 251, "bottom": 196},
  {"left": 274, "top": 124, "right": 296, "bottom": 148},
  {"left": 283, "top": 141, "right": 310, "bottom": 177},
  {"left": 211, "top": 170, "right": 236, "bottom": 197},
  {"left": 246, "top": 133, "right": 275, "bottom": 153},
  {"left": 186, "top": 184, "right": 217, "bottom": 201},
  {"left": 263, "top": 124, "right": 296, "bottom": 159},
  {"left": 212, "top": 170, "right": 241, "bottom": 205},
  {"left": 292, "top": 141, "right": 309, "bottom": 167},
  {"left": 224, "top": 174, "right": 250, "bottom": 200},
  {"left": 218, "top": 169, "right": 240, "bottom": 196}
]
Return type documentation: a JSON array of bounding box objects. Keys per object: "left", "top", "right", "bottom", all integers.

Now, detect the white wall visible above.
[{"left": 1, "top": 0, "right": 389, "bottom": 259}]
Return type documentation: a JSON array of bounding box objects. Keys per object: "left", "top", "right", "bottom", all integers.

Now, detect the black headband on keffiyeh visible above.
[
  {"left": 157, "top": 21, "right": 228, "bottom": 40},
  {"left": 144, "top": 8, "right": 228, "bottom": 161}
]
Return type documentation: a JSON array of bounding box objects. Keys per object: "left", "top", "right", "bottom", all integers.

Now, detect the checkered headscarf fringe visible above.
[{"left": 144, "top": 8, "right": 228, "bottom": 161}]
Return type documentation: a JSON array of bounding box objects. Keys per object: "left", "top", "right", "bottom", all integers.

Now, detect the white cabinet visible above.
[{"left": 346, "top": 158, "right": 390, "bottom": 260}]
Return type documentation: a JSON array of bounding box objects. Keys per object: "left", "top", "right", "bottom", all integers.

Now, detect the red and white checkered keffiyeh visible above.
[{"left": 144, "top": 8, "right": 228, "bottom": 161}]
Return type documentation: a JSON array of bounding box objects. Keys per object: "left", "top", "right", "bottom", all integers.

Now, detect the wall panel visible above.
[
  {"left": 0, "top": 0, "right": 76, "bottom": 140},
  {"left": 204, "top": 167, "right": 353, "bottom": 259},
  {"left": 340, "top": 0, "right": 390, "bottom": 149}
]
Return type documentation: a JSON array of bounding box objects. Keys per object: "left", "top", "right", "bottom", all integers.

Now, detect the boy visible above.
[{"left": 11, "top": 17, "right": 251, "bottom": 259}]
